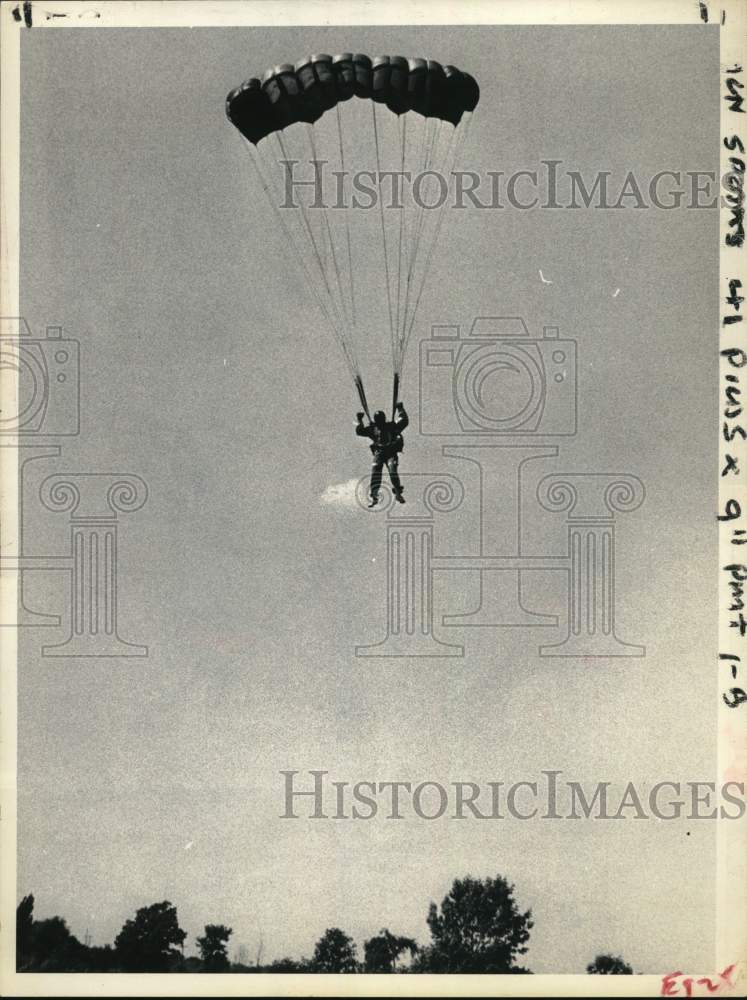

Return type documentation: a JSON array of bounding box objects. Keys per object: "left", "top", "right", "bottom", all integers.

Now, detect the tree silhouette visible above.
[
  {"left": 114, "top": 900, "right": 186, "bottom": 972},
  {"left": 312, "top": 927, "right": 358, "bottom": 972},
  {"left": 32, "top": 916, "right": 73, "bottom": 956},
  {"left": 364, "top": 928, "right": 418, "bottom": 972},
  {"left": 29, "top": 915, "right": 91, "bottom": 971},
  {"left": 15, "top": 896, "right": 111, "bottom": 972},
  {"left": 196, "top": 923, "right": 233, "bottom": 971},
  {"left": 16, "top": 894, "right": 34, "bottom": 969},
  {"left": 587, "top": 953, "right": 634, "bottom": 974},
  {"left": 424, "top": 874, "right": 533, "bottom": 973}
]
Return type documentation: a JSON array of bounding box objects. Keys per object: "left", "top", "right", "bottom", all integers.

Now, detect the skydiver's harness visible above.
[
  {"left": 368, "top": 424, "right": 404, "bottom": 460},
  {"left": 355, "top": 375, "right": 405, "bottom": 458}
]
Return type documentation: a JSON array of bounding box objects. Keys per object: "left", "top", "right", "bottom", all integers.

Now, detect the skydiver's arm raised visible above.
[
  {"left": 394, "top": 402, "right": 409, "bottom": 432},
  {"left": 355, "top": 412, "right": 373, "bottom": 438}
]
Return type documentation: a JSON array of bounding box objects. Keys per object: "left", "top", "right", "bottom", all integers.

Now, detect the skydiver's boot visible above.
[
  {"left": 368, "top": 494, "right": 379, "bottom": 508},
  {"left": 394, "top": 490, "right": 405, "bottom": 504}
]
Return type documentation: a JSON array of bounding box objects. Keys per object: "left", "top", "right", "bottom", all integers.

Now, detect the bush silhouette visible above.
[{"left": 587, "top": 953, "right": 634, "bottom": 974}]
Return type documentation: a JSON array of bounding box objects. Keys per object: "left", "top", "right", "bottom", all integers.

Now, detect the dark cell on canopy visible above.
[
  {"left": 295, "top": 56, "right": 324, "bottom": 123},
  {"left": 461, "top": 72, "right": 480, "bottom": 113},
  {"left": 225, "top": 78, "right": 274, "bottom": 145},
  {"left": 313, "top": 55, "right": 338, "bottom": 110},
  {"left": 352, "top": 53, "right": 373, "bottom": 98},
  {"left": 332, "top": 53, "right": 356, "bottom": 102},
  {"left": 443, "top": 65, "right": 467, "bottom": 126},
  {"left": 425, "top": 61, "right": 448, "bottom": 121},
  {"left": 371, "top": 55, "right": 392, "bottom": 106},
  {"left": 408, "top": 59, "right": 446, "bottom": 119},
  {"left": 386, "top": 56, "right": 410, "bottom": 115},
  {"left": 296, "top": 55, "right": 337, "bottom": 125},
  {"left": 406, "top": 57, "right": 428, "bottom": 114},
  {"left": 262, "top": 64, "right": 301, "bottom": 130}
]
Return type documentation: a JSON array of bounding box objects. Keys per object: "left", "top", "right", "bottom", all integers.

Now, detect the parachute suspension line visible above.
[
  {"left": 400, "top": 123, "right": 463, "bottom": 363},
  {"left": 391, "top": 370, "right": 400, "bottom": 422},
  {"left": 401, "top": 113, "right": 473, "bottom": 367},
  {"left": 274, "top": 130, "right": 342, "bottom": 334},
  {"left": 407, "top": 114, "right": 430, "bottom": 272},
  {"left": 396, "top": 114, "right": 430, "bottom": 369},
  {"left": 276, "top": 131, "right": 357, "bottom": 374},
  {"left": 395, "top": 114, "right": 407, "bottom": 355},
  {"left": 402, "top": 121, "right": 457, "bottom": 338},
  {"left": 399, "top": 113, "right": 427, "bottom": 296},
  {"left": 274, "top": 131, "right": 349, "bottom": 348},
  {"left": 306, "top": 123, "right": 353, "bottom": 337},
  {"left": 244, "top": 139, "right": 358, "bottom": 380},
  {"left": 336, "top": 103, "right": 357, "bottom": 334},
  {"left": 391, "top": 114, "right": 409, "bottom": 417},
  {"left": 408, "top": 117, "right": 441, "bottom": 278},
  {"left": 400, "top": 117, "right": 428, "bottom": 325},
  {"left": 397, "top": 117, "right": 442, "bottom": 372},
  {"left": 355, "top": 374, "right": 371, "bottom": 421},
  {"left": 405, "top": 113, "right": 426, "bottom": 282},
  {"left": 371, "top": 102, "right": 397, "bottom": 371}
]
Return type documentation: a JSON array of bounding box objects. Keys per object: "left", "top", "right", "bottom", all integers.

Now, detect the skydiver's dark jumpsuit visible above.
[{"left": 356, "top": 406, "right": 409, "bottom": 501}]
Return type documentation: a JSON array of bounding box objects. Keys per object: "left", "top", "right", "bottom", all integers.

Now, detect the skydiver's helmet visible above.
[{"left": 373, "top": 410, "right": 386, "bottom": 427}]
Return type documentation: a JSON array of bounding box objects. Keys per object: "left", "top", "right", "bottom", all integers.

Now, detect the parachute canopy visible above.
[
  {"left": 226, "top": 53, "right": 480, "bottom": 419},
  {"left": 227, "top": 55, "right": 479, "bottom": 143}
]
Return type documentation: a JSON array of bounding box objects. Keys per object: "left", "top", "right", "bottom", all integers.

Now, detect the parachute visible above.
[{"left": 226, "top": 54, "right": 480, "bottom": 419}]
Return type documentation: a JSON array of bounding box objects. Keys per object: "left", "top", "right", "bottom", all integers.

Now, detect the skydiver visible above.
[{"left": 355, "top": 403, "right": 409, "bottom": 508}]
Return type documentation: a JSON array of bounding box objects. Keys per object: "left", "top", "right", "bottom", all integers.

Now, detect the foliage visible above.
[
  {"left": 587, "top": 953, "right": 634, "bottom": 974},
  {"left": 363, "top": 928, "right": 418, "bottom": 972},
  {"left": 19, "top": 875, "right": 646, "bottom": 976},
  {"left": 16, "top": 895, "right": 34, "bottom": 969},
  {"left": 424, "top": 874, "right": 533, "bottom": 973},
  {"left": 265, "top": 956, "right": 312, "bottom": 972},
  {"left": 311, "top": 927, "right": 358, "bottom": 973},
  {"left": 113, "top": 900, "right": 187, "bottom": 972},
  {"left": 196, "top": 923, "right": 233, "bottom": 971},
  {"left": 15, "top": 899, "right": 103, "bottom": 974}
]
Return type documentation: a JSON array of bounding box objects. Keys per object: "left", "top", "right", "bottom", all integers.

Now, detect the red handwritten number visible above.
[
  {"left": 662, "top": 971, "right": 683, "bottom": 996},
  {"left": 719, "top": 963, "right": 736, "bottom": 986},
  {"left": 696, "top": 977, "right": 719, "bottom": 994},
  {"left": 661, "top": 965, "right": 740, "bottom": 995}
]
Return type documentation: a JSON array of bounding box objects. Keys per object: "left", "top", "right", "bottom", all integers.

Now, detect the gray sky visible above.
[{"left": 18, "top": 24, "right": 719, "bottom": 973}]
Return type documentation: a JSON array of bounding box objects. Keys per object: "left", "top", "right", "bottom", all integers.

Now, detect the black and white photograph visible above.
[{"left": 0, "top": 1, "right": 745, "bottom": 996}]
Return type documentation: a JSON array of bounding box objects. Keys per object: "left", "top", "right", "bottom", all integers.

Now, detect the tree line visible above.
[{"left": 16, "top": 872, "right": 633, "bottom": 975}]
